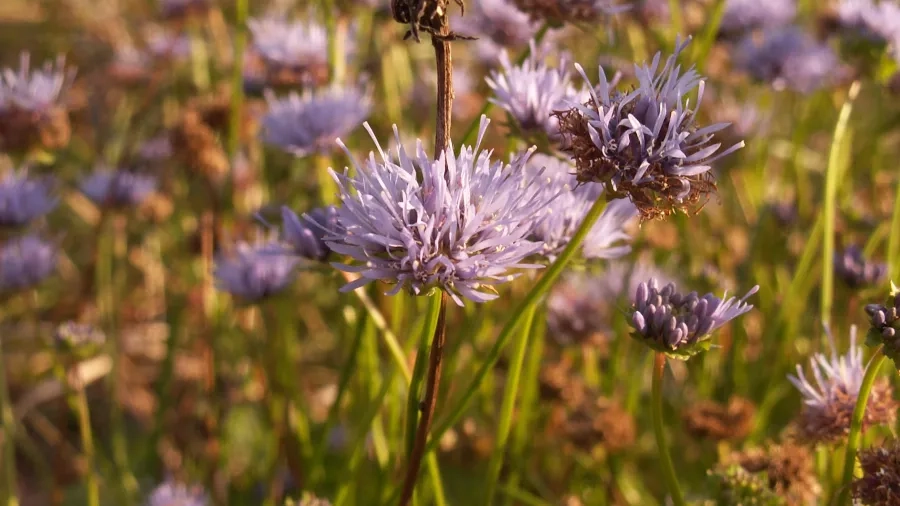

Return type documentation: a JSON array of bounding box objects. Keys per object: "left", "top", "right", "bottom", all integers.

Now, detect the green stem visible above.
[
  {"left": 836, "top": 346, "right": 886, "bottom": 506},
  {"left": 889, "top": 176, "right": 900, "bottom": 280},
  {"left": 821, "top": 81, "right": 861, "bottom": 326},
  {"left": 228, "top": 0, "right": 247, "bottom": 160},
  {"left": 189, "top": 19, "right": 210, "bottom": 91},
  {"left": 0, "top": 336, "right": 19, "bottom": 506},
  {"left": 55, "top": 363, "right": 100, "bottom": 506},
  {"left": 651, "top": 353, "right": 686, "bottom": 506},
  {"left": 481, "top": 303, "right": 537, "bottom": 506},
  {"left": 316, "top": 155, "right": 337, "bottom": 206},
  {"left": 426, "top": 198, "right": 608, "bottom": 456}
]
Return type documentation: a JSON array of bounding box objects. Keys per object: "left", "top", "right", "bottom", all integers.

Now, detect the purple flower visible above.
[
  {"left": 261, "top": 87, "right": 371, "bottom": 157},
  {"left": 525, "top": 154, "right": 637, "bottom": 260},
  {"left": 834, "top": 245, "right": 887, "bottom": 289},
  {"left": 629, "top": 278, "right": 758, "bottom": 359},
  {"left": 719, "top": 0, "right": 796, "bottom": 35},
  {"left": 0, "top": 171, "right": 56, "bottom": 227},
  {"left": 0, "top": 53, "right": 73, "bottom": 113},
  {"left": 145, "top": 479, "right": 209, "bottom": 506},
  {"left": 836, "top": 0, "right": 900, "bottom": 43},
  {"left": 486, "top": 41, "right": 584, "bottom": 141},
  {"left": 248, "top": 16, "right": 335, "bottom": 85},
  {"left": 214, "top": 241, "right": 299, "bottom": 302},
  {"left": 80, "top": 169, "right": 157, "bottom": 208},
  {"left": 0, "top": 235, "right": 57, "bottom": 292},
  {"left": 326, "top": 117, "right": 552, "bottom": 306},
  {"left": 557, "top": 37, "right": 744, "bottom": 219},
  {"left": 281, "top": 205, "right": 342, "bottom": 261},
  {"left": 145, "top": 27, "right": 191, "bottom": 60},
  {"left": 734, "top": 26, "right": 845, "bottom": 93},
  {"left": 788, "top": 325, "right": 897, "bottom": 442}
]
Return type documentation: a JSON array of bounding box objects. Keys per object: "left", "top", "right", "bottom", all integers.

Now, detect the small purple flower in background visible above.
[
  {"left": 80, "top": 168, "right": 157, "bottom": 208},
  {"left": 556, "top": 37, "right": 744, "bottom": 220},
  {"left": 247, "top": 16, "right": 334, "bottom": 87},
  {"left": 454, "top": 0, "right": 538, "bottom": 64},
  {"left": 836, "top": 0, "right": 900, "bottom": 43},
  {"left": 486, "top": 42, "right": 583, "bottom": 142},
  {"left": 0, "top": 53, "right": 75, "bottom": 151},
  {"left": 834, "top": 245, "right": 887, "bottom": 289},
  {"left": 628, "top": 278, "right": 758, "bottom": 359},
  {"left": 788, "top": 325, "right": 897, "bottom": 443},
  {"left": 547, "top": 258, "right": 675, "bottom": 347},
  {"left": 510, "top": 0, "right": 629, "bottom": 25},
  {"left": 145, "top": 479, "right": 210, "bottom": 506},
  {"left": 214, "top": 241, "right": 299, "bottom": 303},
  {"left": 0, "top": 171, "right": 56, "bottom": 227},
  {"left": 326, "top": 117, "right": 552, "bottom": 306},
  {"left": 718, "top": 0, "right": 796, "bottom": 35},
  {"left": 144, "top": 27, "right": 192, "bottom": 61},
  {"left": 525, "top": 154, "right": 637, "bottom": 260},
  {"left": 261, "top": 86, "right": 371, "bottom": 157},
  {"left": 0, "top": 235, "right": 57, "bottom": 292},
  {"left": 733, "top": 26, "right": 846, "bottom": 93},
  {"left": 281, "top": 205, "right": 342, "bottom": 261},
  {"left": 159, "top": 0, "right": 211, "bottom": 19}
]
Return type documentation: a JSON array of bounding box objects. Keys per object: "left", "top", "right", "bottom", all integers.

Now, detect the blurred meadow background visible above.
[{"left": 1, "top": 0, "right": 900, "bottom": 505}]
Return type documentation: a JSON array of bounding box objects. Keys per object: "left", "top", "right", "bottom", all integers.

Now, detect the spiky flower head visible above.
[
  {"left": 733, "top": 27, "right": 846, "bottom": 93},
  {"left": 0, "top": 235, "right": 57, "bottom": 292},
  {"left": 261, "top": 86, "right": 371, "bottom": 157},
  {"left": 556, "top": 37, "right": 745, "bottom": 220},
  {"left": 834, "top": 245, "right": 887, "bottom": 289},
  {"left": 486, "top": 43, "right": 584, "bottom": 144},
  {"left": 628, "top": 278, "right": 758, "bottom": 359},
  {"left": 852, "top": 441, "right": 900, "bottom": 505},
  {"left": 280, "top": 205, "right": 342, "bottom": 261},
  {"left": 326, "top": 117, "right": 551, "bottom": 306},
  {"left": 546, "top": 258, "right": 675, "bottom": 347},
  {"left": 719, "top": 0, "right": 796, "bottom": 35},
  {"left": 510, "top": 0, "right": 628, "bottom": 25},
  {"left": 525, "top": 154, "right": 637, "bottom": 260},
  {"left": 145, "top": 479, "right": 209, "bottom": 506},
  {"left": 0, "top": 170, "right": 56, "bottom": 227},
  {"left": 214, "top": 241, "right": 299, "bottom": 303},
  {"left": 788, "top": 325, "right": 896, "bottom": 443},
  {"left": 80, "top": 168, "right": 157, "bottom": 208},
  {"left": 864, "top": 282, "right": 900, "bottom": 367},
  {"left": 0, "top": 53, "right": 74, "bottom": 151},
  {"left": 248, "top": 16, "right": 333, "bottom": 87}
]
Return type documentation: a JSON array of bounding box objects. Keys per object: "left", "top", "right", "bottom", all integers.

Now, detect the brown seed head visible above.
[
  {"left": 795, "top": 379, "right": 896, "bottom": 445},
  {"left": 726, "top": 441, "right": 821, "bottom": 506},
  {"left": 853, "top": 442, "right": 900, "bottom": 505},
  {"left": 683, "top": 396, "right": 756, "bottom": 442}
]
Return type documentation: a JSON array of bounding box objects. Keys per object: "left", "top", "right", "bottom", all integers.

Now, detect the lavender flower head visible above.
[
  {"left": 214, "top": 241, "right": 299, "bottom": 303},
  {"left": 80, "top": 169, "right": 157, "bottom": 208},
  {"left": 0, "top": 53, "right": 73, "bottom": 113},
  {"left": 261, "top": 86, "right": 371, "bottom": 157},
  {"left": 834, "top": 245, "right": 887, "bottom": 289},
  {"left": 836, "top": 0, "right": 900, "bottom": 44},
  {"left": 486, "top": 42, "right": 583, "bottom": 142},
  {"left": 248, "top": 16, "right": 333, "bottom": 87},
  {"left": 557, "top": 37, "right": 744, "bottom": 220},
  {"left": 0, "top": 235, "right": 57, "bottom": 292},
  {"left": 788, "top": 325, "right": 897, "bottom": 443},
  {"left": 719, "top": 0, "right": 796, "bottom": 35},
  {"left": 145, "top": 479, "right": 209, "bottom": 506},
  {"left": 734, "top": 26, "right": 846, "bottom": 93},
  {"left": 628, "top": 278, "right": 758, "bottom": 359},
  {"left": 281, "top": 205, "right": 342, "bottom": 261},
  {"left": 0, "top": 171, "right": 56, "bottom": 227},
  {"left": 455, "top": 0, "right": 537, "bottom": 63},
  {"left": 865, "top": 283, "right": 900, "bottom": 367},
  {"left": 510, "top": 0, "right": 629, "bottom": 25},
  {"left": 326, "top": 117, "right": 552, "bottom": 306},
  {"left": 525, "top": 154, "right": 637, "bottom": 260}
]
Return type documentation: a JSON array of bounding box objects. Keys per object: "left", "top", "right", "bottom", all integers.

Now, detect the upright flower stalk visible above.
[
  {"left": 651, "top": 352, "right": 686, "bottom": 506},
  {"left": 0, "top": 335, "right": 19, "bottom": 506},
  {"left": 837, "top": 346, "right": 887, "bottom": 506}
]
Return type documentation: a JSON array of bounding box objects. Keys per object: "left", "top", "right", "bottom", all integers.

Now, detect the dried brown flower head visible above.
[
  {"left": 538, "top": 356, "right": 588, "bottom": 407},
  {"left": 170, "top": 109, "right": 229, "bottom": 184},
  {"left": 853, "top": 442, "right": 900, "bottom": 505},
  {"left": 562, "top": 397, "right": 635, "bottom": 453},
  {"left": 725, "top": 442, "right": 821, "bottom": 506},
  {"left": 683, "top": 396, "right": 756, "bottom": 442}
]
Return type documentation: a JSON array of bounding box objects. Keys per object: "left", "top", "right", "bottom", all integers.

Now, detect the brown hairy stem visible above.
[
  {"left": 398, "top": 292, "right": 448, "bottom": 506},
  {"left": 433, "top": 22, "right": 453, "bottom": 154}
]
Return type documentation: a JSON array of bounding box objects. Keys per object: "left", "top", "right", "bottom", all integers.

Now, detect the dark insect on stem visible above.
[{"left": 390, "top": 0, "right": 473, "bottom": 42}]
